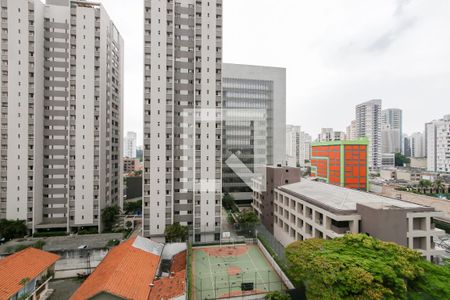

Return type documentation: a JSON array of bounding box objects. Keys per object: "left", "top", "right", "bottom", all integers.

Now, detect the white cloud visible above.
[{"left": 98, "top": 0, "right": 450, "bottom": 142}]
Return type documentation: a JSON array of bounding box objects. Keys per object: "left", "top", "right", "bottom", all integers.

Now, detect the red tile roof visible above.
[
  {"left": 148, "top": 250, "right": 187, "bottom": 300},
  {"left": 170, "top": 251, "right": 187, "bottom": 273},
  {"left": 148, "top": 270, "right": 186, "bottom": 300},
  {"left": 71, "top": 237, "right": 161, "bottom": 300},
  {"left": 0, "top": 248, "right": 60, "bottom": 300}
]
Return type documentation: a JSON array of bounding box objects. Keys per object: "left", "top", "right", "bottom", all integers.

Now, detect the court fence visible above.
[
  {"left": 192, "top": 269, "right": 286, "bottom": 300},
  {"left": 256, "top": 224, "right": 287, "bottom": 266}
]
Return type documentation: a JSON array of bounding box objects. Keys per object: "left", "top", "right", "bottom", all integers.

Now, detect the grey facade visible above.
[
  {"left": 222, "top": 63, "right": 286, "bottom": 203},
  {"left": 252, "top": 166, "right": 300, "bottom": 233},
  {"left": 382, "top": 108, "right": 402, "bottom": 153},
  {"left": 143, "top": 0, "right": 223, "bottom": 242},
  {"left": 403, "top": 134, "right": 412, "bottom": 157},
  {"left": 0, "top": 0, "right": 124, "bottom": 233}
]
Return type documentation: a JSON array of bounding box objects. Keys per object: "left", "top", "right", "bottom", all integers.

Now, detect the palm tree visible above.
[
  {"left": 433, "top": 179, "right": 445, "bottom": 194},
  {"left": 418, "top": 179, "right": 432, "bottom": 194}
]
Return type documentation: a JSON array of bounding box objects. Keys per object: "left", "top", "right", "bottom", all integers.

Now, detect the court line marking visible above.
[
  {"left": 206, "top": 252, "right": 216, "bottom": 296},
  {"left": 248, "top": 246, "right": 271, "bottom": 291}
]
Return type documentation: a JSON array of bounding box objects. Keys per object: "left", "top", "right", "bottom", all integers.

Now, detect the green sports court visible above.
[{"left": 192, "top": 244, "right": 285, "bottom": 300}]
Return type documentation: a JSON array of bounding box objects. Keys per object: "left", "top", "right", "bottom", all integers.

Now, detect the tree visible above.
[
  {"left": 131, "top": 170, "right": 142, "bottom": 177},
  {"left": 418, "top": 179, "right": 432, "bottom": 188},
  {"left": 238, "top": 211, "right": 259, "bottom": 225},
  {"left": 395, "top": 152, "right": 411, "bottom": 166},
  {"left": 418, "top": 179, "right": 432, "bottom": 193},
  {"left": 101, "top": 205, "right": 120, "bottom": 233},
  {"left": 433, "top": 179, "right": 445, "bottom": 194},
  {"left": 222, "top": 193, "right": 238, "bottom": 212},
  {"left": 265, "top": 291, "right": 291, "bottom": 300},
  {"left": 125, "top": 221, "right": 133, "bottom": 229},
  {"left": 285, "top": 234, "right": 450, "bottom": 300},
  {"left": 123, "top": 200, "right": 142, "bottom": 215},
  {"left": 0, "top": 219, "right": 28, "bottom": 241},
  {"left": 165, "top": 223, "right": 188, "bottom": 242},
  {"left": 19, "top": 277, "right": 30, "bottom": 286},
  {"left": 236, "top": 211, "right": 260, "bottom": 237}
]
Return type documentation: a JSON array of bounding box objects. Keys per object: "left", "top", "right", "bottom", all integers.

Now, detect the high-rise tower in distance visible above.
[
  {"left": 382, "top": 108, "right": 402, "bottom": 154},
  {"left": 356, "top": 99, "right": 382, "bottom": 171},
  {"left": 143, "top": 0, "right": 223, "bottom": 242}
]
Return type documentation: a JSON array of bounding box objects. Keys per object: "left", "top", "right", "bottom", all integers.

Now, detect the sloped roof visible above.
[
  {"left": 148, "top": 270, "right": 186, "bottom": 300},
  {"left": 71, "top": 237, "right": 163, "bottom": 300},
  {"left": 0, "top": 248, "right": 60, "bottom": 299},
  {"left": 148, "top": 250, "right": 187, "bottom": 300}
]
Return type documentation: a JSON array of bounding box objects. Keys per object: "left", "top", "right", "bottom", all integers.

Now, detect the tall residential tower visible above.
[
  {"left": 286, "top": 125, "right": 311, "bottom": 167},
  {"left": 426, "top": 115, "right": 450, "bottom": 173},
  {"left": 143, "top": 0, "right": 223, "bottom": 242},
  {"left": 0, "top": 0, "right": 124, "bottom": 233},
  {"left": 356, "top": 100, "right": 382, "bottom": 171},
  {"left": 382, "top": 108, "right": 402, "bottom": 153},
  {"left": 124, "top": 131, "right": 137, "bottom": 158}
]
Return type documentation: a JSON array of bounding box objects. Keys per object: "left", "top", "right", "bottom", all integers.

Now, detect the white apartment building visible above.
[
  {"left": 382, "top": 108, "right": 402, "bottom": 153},
  {"left": 123, "top": 131, "right": 137, "bottom": 158},
  {"left": 222, "top": 63, "right": 286, "bottom": 203},
  {"left": 0, "top": 0, "right": 123, "bottom": 233},
  {"left": 273, "top": 180, "right": 445, "bottom": 261},
  {"left": 346, "top": 120, "right": 357, "bottom": 141},
  {"left": 143, "top": 0, "right": 223, "bottom": 242},
  {"left": 356, "top": 99, "right": 382, "bottom": 171},
  {"left": 410, "top": 132, "right": 425, "bottom": 158},
  {"left": 426, "top": 115, "right": 450, "bottom": 173},
  {"left": 317, "top": 128, "right": 346, "bottom": 142},
  {"left": 286, "top": 125, "right": 300, "bottom": 166},
  {"left": 382, "top": 124, "right": 401, "bottom": 154},
  {"left": 299, "top": 131, "right": 312, "bottom": 165},
  {"left": 381, "top": 153, "right": 395, "bottom": 168},
  {"left": 286, "top": 125, "right": 311, "bottom": 167}
]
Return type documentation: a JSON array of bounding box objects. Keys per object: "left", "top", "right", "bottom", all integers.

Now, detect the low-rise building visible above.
[
  {"left": 380, "top": 167, "right": 440, "bottom": 184},
  {"left": 71, "top": 236, "right": 187, "bottom": 300},
  {"left": 311, "top": 139, "right": 369, "bottom": 191},
  {"left": 397, "top": 168, "right": 422, "bottom": 182},
  {"left": 380, "top": 168, "right": 397, "bottom": 181},
  {"left": 123, "top": 158, "right": 140, "bottom": 174},
  {"left": 0, "top": 248, "right": 60, "bottom": 300},
  {"left": 252, "top": 166, "right": 301, "bottom": 233},
  {"left": 273, "top": 180, "right": 445, "bottom": 261},
  {"left": 410, "top": 157, "right": 427, "bottom": 169},
  {"left": 381, "top": 153, "right": 396, "bottom": 168}
]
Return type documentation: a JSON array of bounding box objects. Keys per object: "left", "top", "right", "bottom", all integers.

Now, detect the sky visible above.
[{"left": 97, "top": 0, "right": 450, "bottom": 144}]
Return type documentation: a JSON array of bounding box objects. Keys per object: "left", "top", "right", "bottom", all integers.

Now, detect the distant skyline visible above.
[{"left": 97, "top": 0, "right": 450, "bottom": 143}]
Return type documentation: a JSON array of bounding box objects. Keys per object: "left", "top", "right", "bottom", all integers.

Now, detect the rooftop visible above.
[
  {"left": 71, "top": 236, "right": 187, "bottom": 300},
  {"left": 0, "top": 248, "right": 60, "bottom": 299},
  {"left": 278, "top": 180, "right": 433, "bottom": 213},
  {"left": 0, "top": 233, "right": 123, "bottom": 254},
  {"left": 312, "top": 138, "right": 369, "bottom": 147},
  {"left": 70, "top": 236, "right": 162, "bottom": 300}
]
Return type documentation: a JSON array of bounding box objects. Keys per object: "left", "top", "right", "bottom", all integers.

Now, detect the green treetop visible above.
[{"left": 286, "top": 234, "right": 450, "bottom": 300}]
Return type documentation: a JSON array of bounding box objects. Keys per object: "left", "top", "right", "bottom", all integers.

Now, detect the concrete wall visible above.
[
  {"left": 256, "top": 239, "right": 294, "bottom": 290},
  {"left": 53, "top": 248, "right": 108, "bottom": 279},
  {"left": 357, "top": 203, "right": 408, "bottom": 246}
]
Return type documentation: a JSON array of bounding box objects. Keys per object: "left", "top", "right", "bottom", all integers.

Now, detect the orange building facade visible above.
[{"left": 311, "top": 139, "right": 369, "bottom": 191}]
